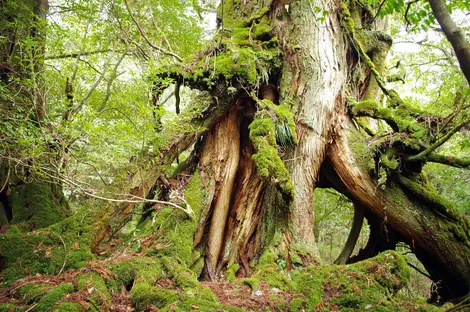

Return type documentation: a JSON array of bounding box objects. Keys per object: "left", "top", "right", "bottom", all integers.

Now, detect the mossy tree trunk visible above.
[
  {"left": 325, "top": 116, "right": 470, "bottom": 300},
  {"left": 93, "top": 0, "right": 469, "bottom": 302},
  {"left": 0, "top": 0, "right": 71, "bottom": 231},
  {"left": 187, "top": 0, "right": 349, "bottom": 277}
]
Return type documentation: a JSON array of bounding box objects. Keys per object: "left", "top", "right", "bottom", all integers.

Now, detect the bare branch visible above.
[{"left": 123, "top": 0, "right": 183, "bottom": 62}]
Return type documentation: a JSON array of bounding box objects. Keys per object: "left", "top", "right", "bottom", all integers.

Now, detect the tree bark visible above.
[
  {"left": 428, "top": 0, "right": 470, "bottom": 86},
  {"left": 275, "top": 0, "right": 349, "bottom": 264},
  {"left": 201, "top": 108, "right": 241, "bottom": 278},
  {"left": 327, "top": 113, "right": 470, "bottom": 300}
]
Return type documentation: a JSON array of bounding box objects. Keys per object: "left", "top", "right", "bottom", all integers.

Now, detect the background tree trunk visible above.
[{"left": 0, "top": 0, "right": 71, "bottom": 231}]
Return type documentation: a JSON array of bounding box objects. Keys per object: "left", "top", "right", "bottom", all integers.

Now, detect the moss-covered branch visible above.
[
  {"left": 397, "top": 174, "right": 462, "bottom": 223},
  {"left": 349, "top": 98, "right": 399, "bottom": 131},
  {"left": 408, "top": 119, "right": 470, "bottom": 161},
  {"left": 426, "top": 153, "right": 470, "bottom": 169}
]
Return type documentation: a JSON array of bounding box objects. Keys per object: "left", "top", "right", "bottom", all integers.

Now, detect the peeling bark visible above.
[
  {"left": 278, "top": 0, "right": 349, "bottom": 264},
  {"left": 223, "top": 130, "right": 266, "bottom": 274},
  {"left": 201, "top": 108, "right": 241, "bottom": 277}
]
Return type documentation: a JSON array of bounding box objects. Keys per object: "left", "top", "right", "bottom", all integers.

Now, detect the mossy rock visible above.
[
  {"left": 52, "top": 302, "right": 82, "bottom": 312},
  {"left": 130, "top": 282, "right": 179, "bottom": 311},
  {"left": 34, "top": 283, "right": 74, "bottom": 312}
]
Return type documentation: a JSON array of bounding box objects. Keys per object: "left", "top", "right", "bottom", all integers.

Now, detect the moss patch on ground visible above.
[
  {"left": 0, "top": 201, "right": 111, "bottom": 285},
  {"left": 34, "top": 283, "right": 74, "bottom": 312}
]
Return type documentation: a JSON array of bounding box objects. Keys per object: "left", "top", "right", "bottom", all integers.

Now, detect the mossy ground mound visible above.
[
  {"left": 0, "top": 249, "right": 444, "bottom": 311},
  {"left": 0, "top": 164, "right": 447, "bottom": 311},
  {"left": 0, "top": 201, "right": 111, "bottom": 285}
]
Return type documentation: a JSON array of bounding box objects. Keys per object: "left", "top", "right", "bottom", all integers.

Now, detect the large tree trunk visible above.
[
  {"left": 326, "top": 113, "right": 470, "bottom": 300},
  {"left": 88, "top": 0, "right": 469, "bottom": 302},
  {"left": 278, "top": 0, "right": 349, "bottom": 264},
  {"left": 0, "top": 0, "right": 71, "bottom": 231}
]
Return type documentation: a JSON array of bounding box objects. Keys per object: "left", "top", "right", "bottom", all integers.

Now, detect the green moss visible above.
[
  {"left": 249, "top": 101, "right": 297, "bottom": 196},
  {"left": 226, "top": 263, "right": 240, "bottom": 282},
  {"left": 130, "top": 283, "right": 179, "bottom": 311},
  {"left": 156, "top": 0, "right": 282, "bottom": 90},
  {"left": 290, "top": 251, "right": 409, "bottom": 310},
  {"left": 175, "top": 271, "right": 198, "bottom": 289},
  {"left": 347, "top": 127, "right": 375, "bottom": 173},
  {"left": 132, "top": 171, "right": 203, "bottom": 267},
  {"left": 76, "top": 272, "right": 110, "bottom": 306},
  {"left": 0, "top": 202, "right": 106, "bottom": 284},
  {"left": 53, "top": 302, "right": 81, "bottom": 312},
  {"left": 190, "top": 256, "right": 205, "bottom": 278},
  {"left": 250, "top": 6, "right": 269, "bottom": 21},
  {"left": 252, "top": 16, "right": 272, "bottom": 40},
  {"left": 0, "top": 304, "right": 19, "bottom": 312},
  {"left": 16, "top": 283, "right": 49, "bottom": 303},
  {"left": 196, "top": 286, "right": 218, "bottom": 302},
  {"left": 106, "top": 259, "right": 138, "bottom": 292},
  {"left": 398, "top": 175, "right": 464, "bottom": 227},
  {"left": 289, "top": 297, "right": 307, "bottom": 311},
  {"left": 9, "top": 181, "right": 70, "bottom": 231},
  {"left": 380, "top": 152, "right": 399, "bottom": 170},
  {"left": 254, "top": 265, "right": 293, "bottom": 291},
  {"left": 34, "top": 283, "right": 74, "bottom": 312},
  {"left": 239, "top": 278, "right": 260, "bottom": 292},
  {"left": 351, "top": 100, "right": 378, "bottom": 116},
  {"left": 134, "top": 258, "right": 165, "bottom": 285}
]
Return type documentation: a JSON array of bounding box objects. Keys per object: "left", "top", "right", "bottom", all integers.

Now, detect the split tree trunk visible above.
[{"left": 92, "top": 0, "right": 470, "bottom": 301}]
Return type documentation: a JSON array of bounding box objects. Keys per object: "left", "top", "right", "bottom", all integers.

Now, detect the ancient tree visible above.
[
  {"left": 1, "top": 0, "right": 469, "bottom": 310},
  {"left": 96, "top": 0, "right": 470, "bottom": 301}
]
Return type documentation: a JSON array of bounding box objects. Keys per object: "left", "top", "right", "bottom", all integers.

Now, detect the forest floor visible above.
[{"left": 0, "top": 248, "right": 446, "bottom": 312}]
